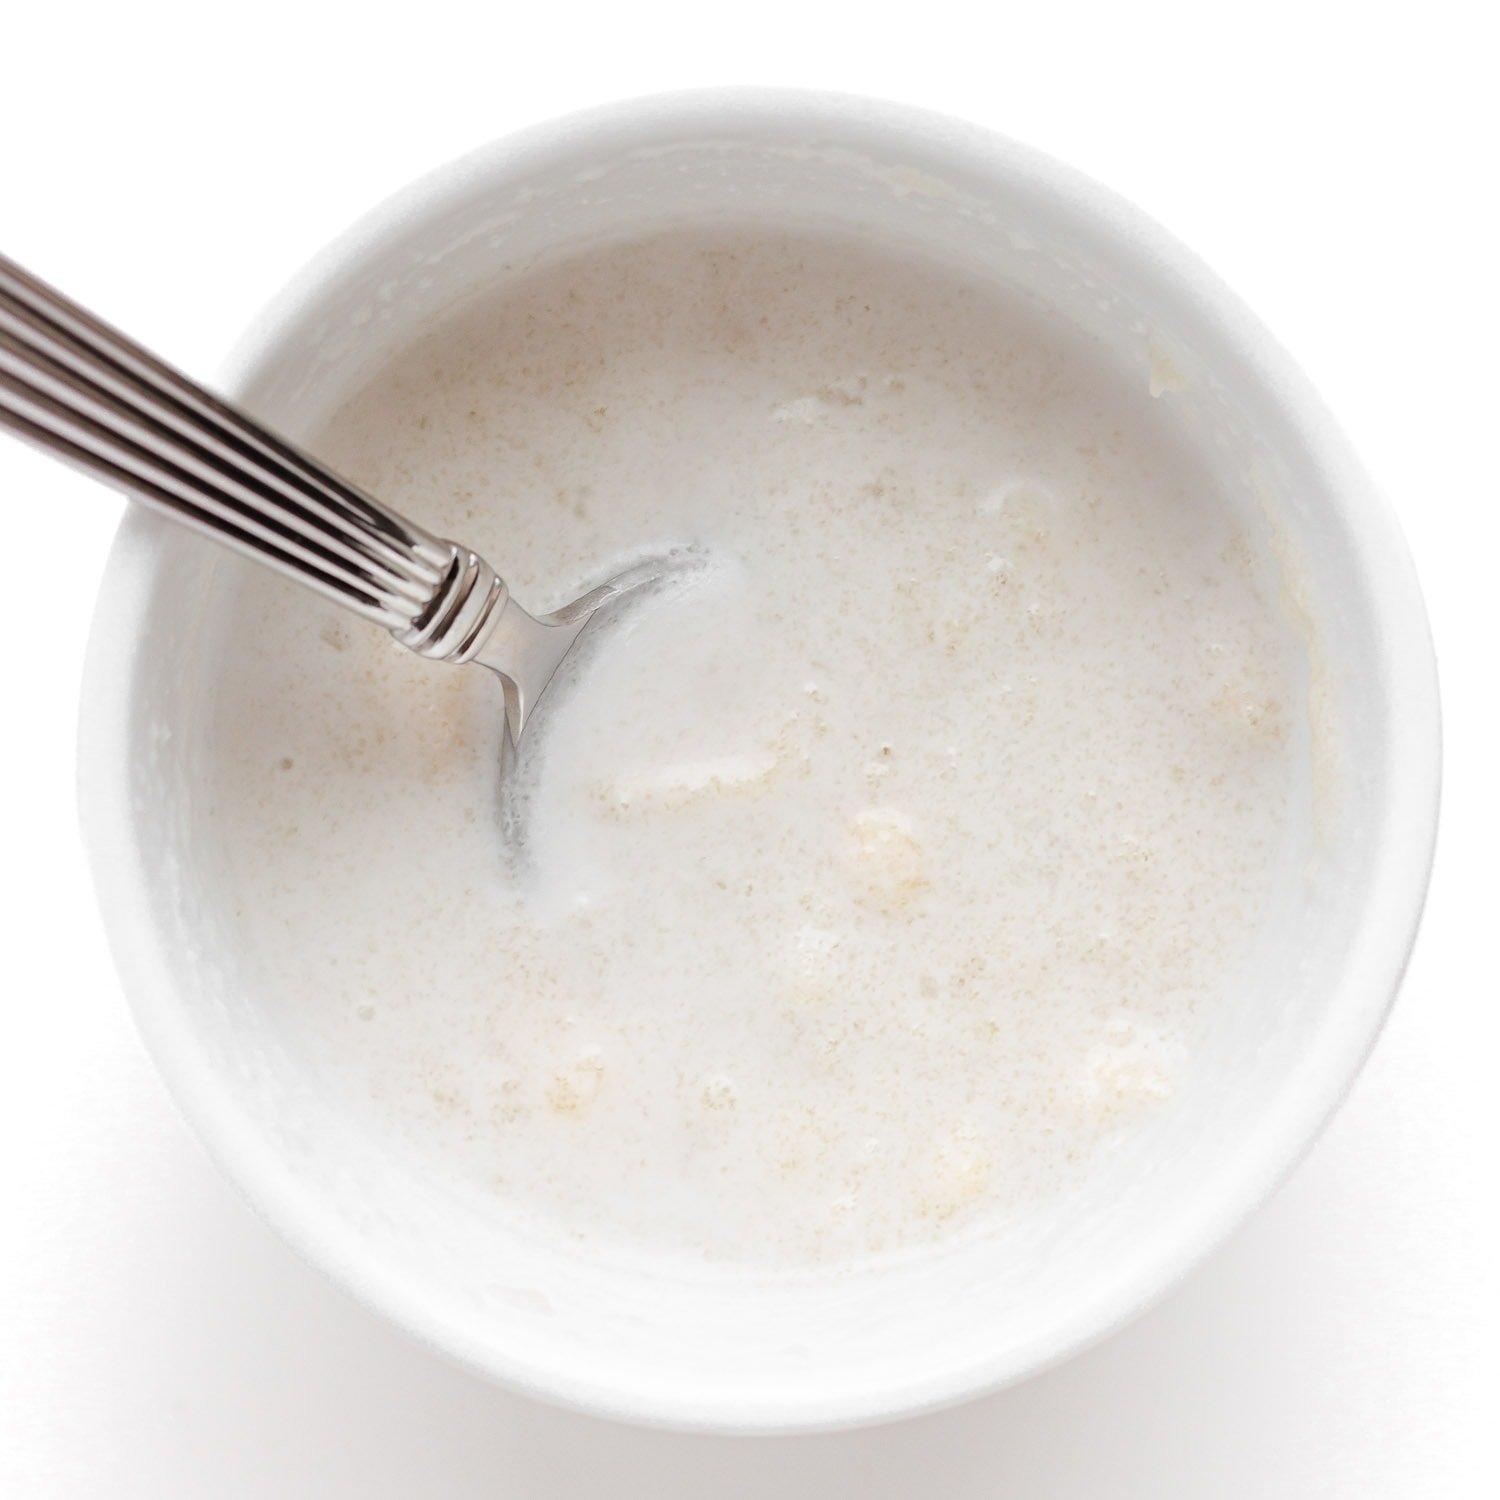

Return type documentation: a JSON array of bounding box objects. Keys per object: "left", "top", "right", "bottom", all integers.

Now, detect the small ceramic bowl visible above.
[{"left": 78, "top": 90, "right": 1440, "bottom": 1431}]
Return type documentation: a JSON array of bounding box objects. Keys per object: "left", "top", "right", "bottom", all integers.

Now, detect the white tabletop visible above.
[{"left": 2, "top": 4, "right": 1493, "bottom": 1494}]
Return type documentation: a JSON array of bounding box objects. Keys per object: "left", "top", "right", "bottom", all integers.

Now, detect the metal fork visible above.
[{"left": 0, "top": 250, "right": 627, "bottom": 745}]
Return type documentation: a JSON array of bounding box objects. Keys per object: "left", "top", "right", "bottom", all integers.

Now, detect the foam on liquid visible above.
[{"left": 205, "top": 228, "right": 1305, "bottom": 1267}]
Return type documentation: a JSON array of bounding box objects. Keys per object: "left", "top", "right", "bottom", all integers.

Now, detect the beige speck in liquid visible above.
[{"left": 205, "top": 227, "right": 1305, "bottom": 1267}]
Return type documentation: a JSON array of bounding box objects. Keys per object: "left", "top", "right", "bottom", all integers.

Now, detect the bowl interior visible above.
[{"left": 81, "top": 95, "right": 1434, "bottom": 1429}]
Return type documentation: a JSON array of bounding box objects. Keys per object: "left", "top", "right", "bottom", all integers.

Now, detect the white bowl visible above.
[{"left": 78, "top": 90, "right": 1440, "bottom": 1432}]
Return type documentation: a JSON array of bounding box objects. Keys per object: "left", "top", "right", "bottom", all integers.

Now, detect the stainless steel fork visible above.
[{"left": 0, "top": 250, "right": 629, "bottom": 745}]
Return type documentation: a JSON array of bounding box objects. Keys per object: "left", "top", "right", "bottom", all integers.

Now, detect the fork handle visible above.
[{"left": 0, "top": 251, "right": 506, "bottom": 661}]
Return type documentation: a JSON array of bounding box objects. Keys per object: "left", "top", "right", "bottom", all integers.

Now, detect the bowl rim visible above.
[{"left": 77, "top": 86, "right": 1442, "bottom": 1433}]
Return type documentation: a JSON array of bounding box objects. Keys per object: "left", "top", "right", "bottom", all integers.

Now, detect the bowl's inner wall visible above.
[{"left": 116, "top": 124, "right": 1383, "bottom": 1416}]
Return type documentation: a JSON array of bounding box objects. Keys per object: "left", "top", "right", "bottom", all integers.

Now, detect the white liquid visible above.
[{"left": 206, "top": 228, "right": 1305, "bottom": 1267}]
